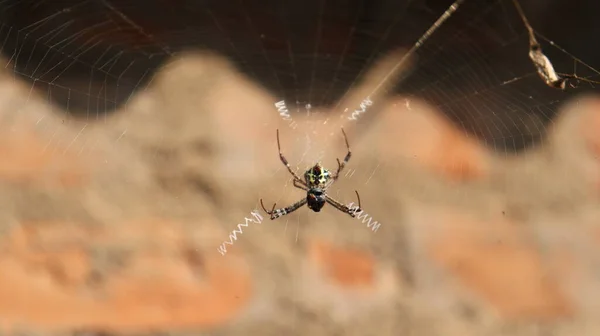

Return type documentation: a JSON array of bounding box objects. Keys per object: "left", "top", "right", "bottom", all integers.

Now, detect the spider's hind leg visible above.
[
  {"left": 261, "top": 198, "right": 308, "bottom": 220},
  {"left": 325, "top": 193, "right": 360, "bottom": 218}
]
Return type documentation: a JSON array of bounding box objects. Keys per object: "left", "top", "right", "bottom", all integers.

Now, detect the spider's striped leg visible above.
[
  {"left": 276, "top": 129, "right": 307, "bottom": 186},
  {"left": 325, "top": 192, "right": 361, "bottom": 218},
  {"left": 332, "top": 128, "right": 351, "bottom": 181},
  {"left": 260, "top": 198, "right": 308, "bottom": 220}
]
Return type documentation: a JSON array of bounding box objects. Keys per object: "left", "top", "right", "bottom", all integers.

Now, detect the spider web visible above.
[
  {"left": 1, "top": 0, "right": 600, "bottom": 331},
  {"left": 2, "top": 0, "right": 598, "bottom": 203},
  {"left": 243, "top": 0, "right": 600, "bottom": 229}
]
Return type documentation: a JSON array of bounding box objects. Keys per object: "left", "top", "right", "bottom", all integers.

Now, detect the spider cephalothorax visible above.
[
  {"left": 260, "top": 128, "right": 362, "bottom": 220},
  {"left": 305, "top": 163, "right": 331, "bottom": 187}
]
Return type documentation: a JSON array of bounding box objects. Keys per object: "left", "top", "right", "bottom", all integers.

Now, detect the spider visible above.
[
  {"left": 512, "top": 0, "right": 600, "bottom": 90},
  {"left": 260, "top": 128, "right": 362, "bottom": 220}
]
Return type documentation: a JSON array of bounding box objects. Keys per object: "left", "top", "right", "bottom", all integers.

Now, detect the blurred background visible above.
[{"left": 0, "top": 0, "right": 600, "bottom": 335}]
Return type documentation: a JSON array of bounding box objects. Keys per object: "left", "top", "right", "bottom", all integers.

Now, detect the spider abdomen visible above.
[{"left": 307, "top": 188, "right": 326, "bottom": 212}]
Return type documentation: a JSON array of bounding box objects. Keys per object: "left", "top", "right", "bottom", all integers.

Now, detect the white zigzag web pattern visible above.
[
  {"left": 347, "top": 202, "right": 381, "bottom": 232},
  {"left": 347, "top": 97, "right": 373, "bottom": 120},
  {"left": 218, "top": 210, "right": 263, "bottom": 256},
  {"left": 274, "top": 100, "right": 298, "bottom": 129}
]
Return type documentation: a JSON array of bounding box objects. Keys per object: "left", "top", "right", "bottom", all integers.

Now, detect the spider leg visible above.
[
  {"left": 325, "top": 193, "right": 361, "bottom": 218},
  {"left": 558, "top": 73, "right": 600, "bottom": 86},
  {"left": 332, "top": 127, "right": 352, "bottom": 181},
  {"left": 260, "top": 199, "right": 277, "bottom": 216},
  {"left": 276, "top": 129, "right": 306, "bottom": 185},
  {"left": 260, "top": 198, "right": 308, "bottom": 220},
  {"left": 293, "top": 179, "right": 308, "bottom": 191},
  {"left": 354, "top": 190, "right": 362, "bottom": 209}
]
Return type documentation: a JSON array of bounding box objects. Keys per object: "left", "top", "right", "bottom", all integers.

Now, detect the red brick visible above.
[
  {"left": 0, "top": 219, "right": 252, "bottom": 331},
  {"left": 378, "top": 98, "right": 490, "bottom": 181},
  {"left": 0, "top": 126, "right": 87, "bottom": 186},
  {"left": 425, "top": 210, "right": 573, "bottom": 320},
  {"left": 309, "top": 240, "right": 375, "bottom": 289}
]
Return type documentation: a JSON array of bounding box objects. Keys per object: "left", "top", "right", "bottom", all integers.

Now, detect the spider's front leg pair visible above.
[{"left": 277, "top": 128, "right": 351, "bottom": 184}]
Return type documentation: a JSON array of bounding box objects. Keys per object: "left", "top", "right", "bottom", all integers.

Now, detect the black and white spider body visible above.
[
  {"left": 304, "top": 163, "right": 330, "bottom": 212},
  {"left": 260, "top": 128, "right": 362, "bottom": 220}
]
